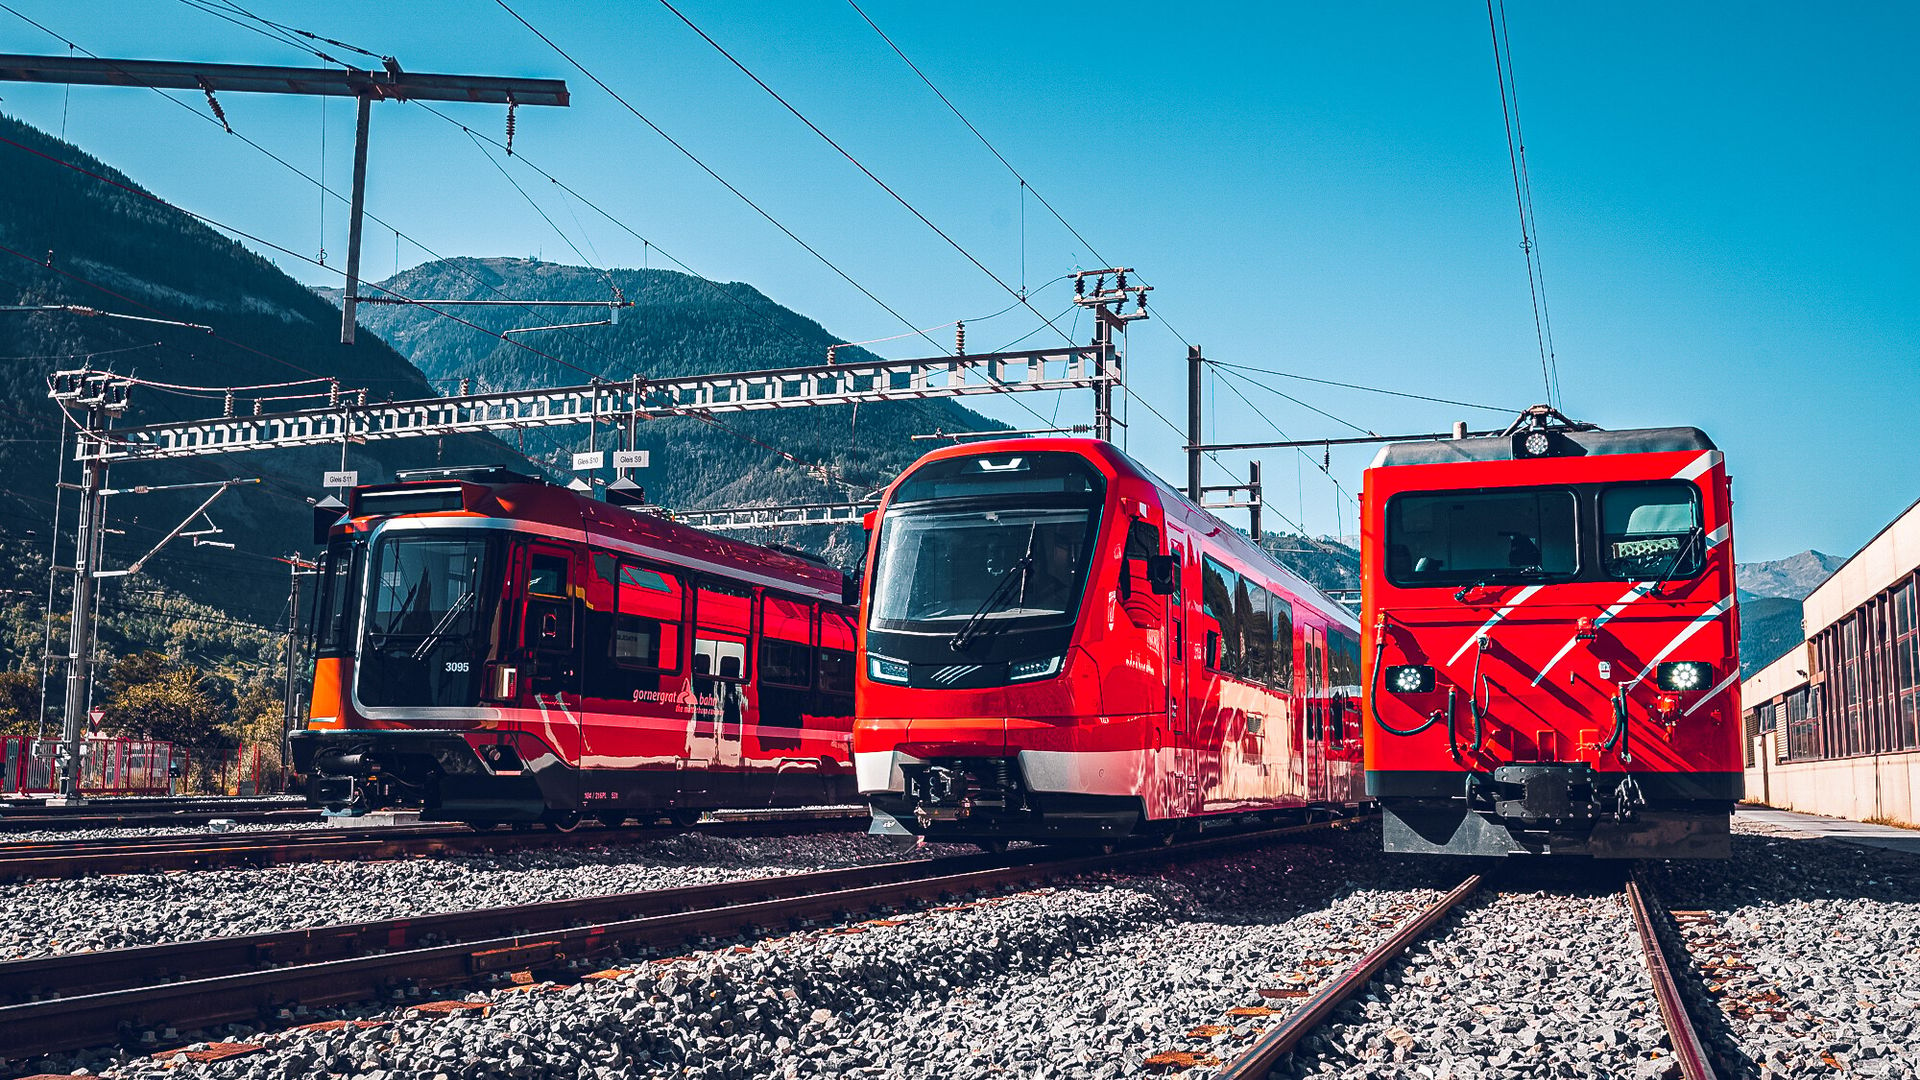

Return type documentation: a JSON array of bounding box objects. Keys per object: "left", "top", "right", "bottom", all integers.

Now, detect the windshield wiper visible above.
[
  {"left": 949, "top": 525, "right": 1038, "bottom": 652},
  {"left": 1649, "top": 526, "right": 1705, "bottom": 597},
  {"left": 410, "top": 591, "right": 476, "bottom": 661},
  {"left": 1453, "top": 567, "right": 1547, "bottom": 603}
]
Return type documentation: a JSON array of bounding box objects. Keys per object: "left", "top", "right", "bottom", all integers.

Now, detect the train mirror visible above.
[
  {"left": 540, "top": 611, "right": 561, "bottom": 640},
  {"left": 861, "top": 510, "right": 878, "bottom": 531},
  {"left": 1146, "top": 554, "right": 1177, "bottom": 595}
]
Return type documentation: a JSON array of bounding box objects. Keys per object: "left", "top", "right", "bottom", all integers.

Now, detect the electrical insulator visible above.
[
  {"left": 223, "top": 391, "right": 234, "bottom": 418},
  {"left": 252, "top": 399, "right": 263, "bottom": 416},
  {"left": 459, "top": 377, "right": 471, "bottom": 396},
  {"left": 505, "top": 101, "right": 518, "bottom": 156},
  {"left": 826, "top": 345, "right": 838, "bottom": 364},
  {"left": 1074, "top": 276, "right": 1084, "bottom": 298},
  {"left": 954, "top": 321, "right": 965, "bottom": 356},
  {"left": 1115, "top": 271, "right": 1126, "bottom": 291},
  {"left": 328, "top": 379, "right": 340, "bottom": 408}
]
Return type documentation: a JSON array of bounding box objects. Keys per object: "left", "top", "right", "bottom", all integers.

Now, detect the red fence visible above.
[{"left": 0, "top": 738, "right": 295, "bottom": 797}]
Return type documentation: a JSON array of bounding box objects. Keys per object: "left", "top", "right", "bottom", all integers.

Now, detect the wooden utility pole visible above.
[{"left": 0, "top": 54, "right": 568, "bottom": 344}]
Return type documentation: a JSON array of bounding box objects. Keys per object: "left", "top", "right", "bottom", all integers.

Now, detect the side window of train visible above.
[
  {"left": 611, "top": 562, "right": 684, "bottom": 671},
  {"left": 818, "top": 610, "right": 856, "bottom": 697},
  {"left": 1201, "top": 555, "right": 1239, "bottom": 675},
  {"left": 1271, "top": 598, "right": 1295, "bottom": 689},
  {"left": 1244, "top": 582, "right": 1274, "bottom": 684},
  {"left": 693, "top": 584, "right": 751, "bottom": 682},
  {"left": 761, "top": 596, "right": 814, "bottom": 691}
]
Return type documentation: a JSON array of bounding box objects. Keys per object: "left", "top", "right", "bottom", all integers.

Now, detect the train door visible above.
[
  {"left": 1304, "top": 626, "right": 1327, "bottom": 804},
  {"left": 522, "top": 542, "right": 582, "bottom": 752},
  {"left": 1165, "top": 535, "right": 1197, "bottom": 818},
  {"left": 684, "top": 582, "right": 751, "bottom": 807}
]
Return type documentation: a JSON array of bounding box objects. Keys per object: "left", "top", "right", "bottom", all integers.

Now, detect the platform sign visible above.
[
  {"left": 612, "top": 450, "right": 650, "bottom": 469},
  {"left": 323, "top": 470, "right": 358, "bottom": 488},
  {"left": 571, "top": 451, "right": 606, "bottom": 471}
]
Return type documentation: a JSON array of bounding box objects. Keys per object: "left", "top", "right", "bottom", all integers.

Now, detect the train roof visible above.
[
  {"left": 1369, "top": 426, "right": 1716, "bottom": 468},
  {"left": 344, "top": 469, "right": 852, "bottom": 605}
]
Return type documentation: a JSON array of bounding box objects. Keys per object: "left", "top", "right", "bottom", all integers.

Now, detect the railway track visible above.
[
  {"left": 1199, "top": 869, "right": 1732, "bottom": 1080},
  {"left": 0, "top": 816, "right": 1363, "bottom": 1063},
  {"left": 0, "top": 809, "right": 867, "bottom": 880},
  {"left": 0, "top": 798, "right": 317, "bottom": 833}
]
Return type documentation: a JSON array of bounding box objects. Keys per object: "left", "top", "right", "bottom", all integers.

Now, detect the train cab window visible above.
[
  {"left": 612, "top": 562, "right": 683, "bottom": 671},
  {"left": 314, "top": 539, "right": 363, "bottom": 656},
  {"left": 1201, "top": 555, "right": 1241, "bottom": 675},
  {"left": 818, "top": 611, "right": 856, "bottom": 695},
  {"left": 1600, "top": 483, "right": 1704, "bottom": 580},
  {"left": 694, "top": 584, "right": 752, "bottom": 682},
  {"left": 761, "top": 596, "right": 814, "bottom": 690},
  {"left": 529, "top": 554, "right": 569, "bottom": 597},
  {"left": 1121, "top": 520, "right": 1160, "bottom": 602},
  {"left": 1386, "top": 488, "right": 1578, "bottom": 587}
]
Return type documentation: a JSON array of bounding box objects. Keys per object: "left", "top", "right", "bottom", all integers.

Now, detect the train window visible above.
[
  {"left": 1386, "top": 488, "right": 1578, "bottom": 587},
  {"left": 314, "top": 539, "right": 363, "bottom": 656},
  {"left": 1201, "top": 555, "right": 1241, "bottom": 675},
  {"left": 612, "top": 562, "right": 683, "bottom": 671},
  {"left": 694, "top": 585, "right": 752, "bottom": 683},
  {"left": 819, "top": 611, "right": 856, "bottom": 695},
  {"left": 1599, "top": 483, "right": 1703, "bottom": 580},
  {"left": 762, "top": 597, "right": 813, "bottom": 690},
  {"left": 1244, "top": 583, "right": 1274, "bottom": 683},
  {"left": 1271, "top": 598, "right": 1294, "bottom": 687},
  {"left": 360, "top": 534, "right": 497, "bottom": 708},
  {"left": 529, "top": 553, "right": 569, "bottom": 598}
]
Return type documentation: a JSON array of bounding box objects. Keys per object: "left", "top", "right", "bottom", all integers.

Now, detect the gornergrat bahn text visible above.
[
  {"left": 1362, "top": 407, "right": 1743, "bottom": 858},
  {"left": 290, "top": 466, "right": 860, "bottom": 829},
  {"left": 853, "top": 438, "right": 1367, "bottom": 845}
]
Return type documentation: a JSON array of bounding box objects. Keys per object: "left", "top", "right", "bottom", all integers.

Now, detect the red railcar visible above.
[
  {"left": 1362, "top": 410, "right": 1743, "bottom": 858},
  {"left": 290, "top": 466, "right": 859, "bottom": 827},
  {"left": 854, "top": 438, "right": 1367, "bottom": 844}
]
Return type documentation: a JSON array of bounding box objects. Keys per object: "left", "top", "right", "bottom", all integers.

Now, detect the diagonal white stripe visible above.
[
  {"left": 1628, "top": 595, "right": 1735, "bottom": 686},
  {"left": 1682, "top": 670, "right": 1741, "bottom": 717},
  {"left": 1448, "top": 585, "right": 1543, "bottom": 665},
  {"left": 1674, "top": 450, "right": 1721, "bottom": 482}
]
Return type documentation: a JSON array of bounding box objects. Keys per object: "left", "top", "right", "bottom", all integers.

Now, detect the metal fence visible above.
[{"left": 0, "top": 738, "right": 295, "bottom": 797}]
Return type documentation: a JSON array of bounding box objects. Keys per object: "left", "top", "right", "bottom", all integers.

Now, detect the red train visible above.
[
  {"left": 1362, "top": 409, "right": 1743, "bottom": 858},
  {"left": 290, "top": 466, "right": 860, "bottom": 828},
  {"left": 853, "top": 438, "right": 1368, "bottom": 845}
]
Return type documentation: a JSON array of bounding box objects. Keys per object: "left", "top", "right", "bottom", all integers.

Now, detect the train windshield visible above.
[
  {"left": 1600, "top": 482, "right": 1703, "bottom": 580},
  {"left": 1386, "top": 487, "right": 1578, "bottom": 587},
  {"left": 870, "top": 452, "right": 1104, "bottom": 639},
  {"left": 358, "top": 533, "right": 501, "bottom": 708}
]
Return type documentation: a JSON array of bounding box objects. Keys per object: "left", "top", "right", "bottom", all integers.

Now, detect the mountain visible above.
[
  {"left": 1260, "top": 534, "right": 1360, "bottom": 598},
  {"left": 0, "top": 113, "right": 526, "bottom": 637},
  {"left": 1733, "top": 550, "right": 1845, "bottom": 677},
  {"left": 1737, "top": 550, "right": 1846, "bottom": 604}
]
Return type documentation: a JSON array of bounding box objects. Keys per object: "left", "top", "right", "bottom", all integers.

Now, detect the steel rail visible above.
[
  {"left": 0, "top": 807, "right": 320, "bottom": 833},
  {"left": 0, "top": 813, "right": 866, "bottom": 880},
  {"left": 1626, "top": 876, "right": 1720, "bottom": 1080},
  {"left": 1214, "top": 873, "right": 1482, "bottom": 1080},
  {"left": 0, "top": 818, "right": 1360, "bottom": 1061}
]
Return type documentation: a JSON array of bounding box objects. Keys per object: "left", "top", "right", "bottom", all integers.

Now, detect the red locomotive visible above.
[
  {"left": 1362, "top": 408, "right": 1742, "bottom": 857},
  {"left": 853, "top": 438, "right": 1367, "bottom": 845},
  {"left": 290, "top": 466, "right": 859, "bottom": 828}
]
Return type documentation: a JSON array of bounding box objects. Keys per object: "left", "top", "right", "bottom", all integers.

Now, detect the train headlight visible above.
[
  {"left": 868, "top": 655, "right": 910, "bottom": 685},
  {"left": 1008, "top": 654, "right": 1064, "bottom": 682},
  {"left": 1386, "top": 665, "right": 1435, "bottom": 694},
  {"left": 1657, "top": 661, "right": 1712, "bottom": 692},
  {"left": 1511, "top": 428, "right": 1563, "bottom": 458}
]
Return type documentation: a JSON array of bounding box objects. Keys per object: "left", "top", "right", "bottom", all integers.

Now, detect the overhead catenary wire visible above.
[
  {"left": 1206, "top": 360, "right": 1522, "bottom": 415},
  {"left": 1486, "top": 0, "right": 1561, "bottom": 410}
]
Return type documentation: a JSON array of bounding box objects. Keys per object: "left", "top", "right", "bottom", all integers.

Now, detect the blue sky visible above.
[{"left": 1, "top": 1, "right": 1913, "bottom": 561}]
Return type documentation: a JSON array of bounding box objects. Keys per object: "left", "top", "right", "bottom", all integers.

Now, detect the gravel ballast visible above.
[{"left": 0, "top": 830, "right": 960, "bottom": 960}]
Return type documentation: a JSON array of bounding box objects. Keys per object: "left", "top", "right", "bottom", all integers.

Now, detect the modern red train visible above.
[
  {"left": 853, "top": 438, "right": 1368, "bottom": 845},
  {"left": 289, "top": 466, "right": 860, "bottom": 828},
  {"left": 1362, "top": 408, "right": 1743, "bottom": 858}
]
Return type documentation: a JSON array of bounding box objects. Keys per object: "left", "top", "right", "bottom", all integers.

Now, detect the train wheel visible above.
[
  {"left": 667, "top": 808, "right": 704, "bottom": 828},
  {"left": 545, "top": 811, "right": 582, "bottom": 833},
  {"left": 975, "top": 839, "right": 1009, "bottom": 855},
  {"left": 596, "top": 813, "right": 627, "bottom": 829},
  {"left": 466, "top": 820, "right": 501, "bottom": 833}
]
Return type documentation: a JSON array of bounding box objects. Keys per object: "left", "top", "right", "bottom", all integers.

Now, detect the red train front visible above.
[
  {"left": 854, "top": 438, "right": 1367, "bottom": 845},
  {"left": 290, "top": 466, "right": 859, "bottom": 828},
  {"left": 1362, "top": 409, "right": 1743, "bottom": 858}
]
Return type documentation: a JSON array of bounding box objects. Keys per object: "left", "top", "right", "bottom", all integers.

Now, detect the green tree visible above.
[
  {"left": 0, "top": 670, "right": 42, "bottom": 737},
  {"left": 101, "top": 664, "right": 231, "bottom": 749}
]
